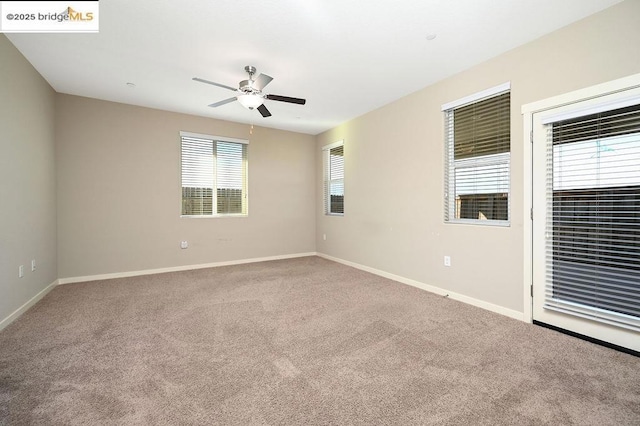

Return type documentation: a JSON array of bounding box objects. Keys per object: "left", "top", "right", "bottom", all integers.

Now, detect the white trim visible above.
[
  {"left": 454, "top": 151, "right": 510, "bottom": 169},
  {"left": 317, "top": 253, "right": 525, "bottom": 322},
  {"left": 57, "top": 252, "right": 317, "bottom": 285},
  {"left": 441, "top": 82, "right": 511, "bottom": 111},
  {"left": 179, "top": 131, "right": 249, "bottom": 145},
  {"left": 522, "top": 111, "right": 534, "bottom": 323},
  {"left": 521, "top": 72, "right": 640, "bottom": 116},
  {"left": 540, "top": 93, "right": 640, "bottom": 124},
  {"left": 322, "top": 139, "right": 344, "bottom": 151},
  {"left": 447, "top": 218, "right": 510, "bottom": 227},
  {"left": 0, "top": 280, "right": 58, "bottom": 332},
  {"left": 3, "top": 255, "right": 526, "bottom": 332},
  {"left": 180, "top": 214, "right": 248, "bottom": 219}
]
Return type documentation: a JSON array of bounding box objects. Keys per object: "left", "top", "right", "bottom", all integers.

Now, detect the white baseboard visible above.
[
  {"left": 58, "top": 252, "right": 318, "bottom": 285},
  {"left": 6, "top": 253, "right": 523, "bottom": 330},
  {"left": 317, "top": 253, "right": 525, "bottom": 322},
  {"left": 0, "top": 280, "right": 58, "bottom": 332}
]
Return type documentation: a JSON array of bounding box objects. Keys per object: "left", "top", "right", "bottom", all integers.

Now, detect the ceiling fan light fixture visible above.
[{"left": 237, "top": 94, "right": 264, "bottom": 110}]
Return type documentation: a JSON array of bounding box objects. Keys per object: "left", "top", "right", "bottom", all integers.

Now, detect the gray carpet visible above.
[{"left": 1, "top": 256, "right": 639, "bottom": 425}]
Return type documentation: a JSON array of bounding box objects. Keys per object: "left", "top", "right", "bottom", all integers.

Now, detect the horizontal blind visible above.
[
  {"left": 545, "top": 103, "right": 640, "bottom": 331},
  {"left": 181, "top": 136, "right": 214, "bottom": 215},
  {"left": 216, "top": 141, "right": 247, "bottom": 215},
  {"left": 444, "top": 110, "right": 455, "bottom": 221},
  {"left": 182, "top": 137, "right": 214, "bottom": 188},
  {"left": 444, "top": 91, "right": 510, "bottom": 222},
  {"left": 453, "top": 92, "right": 510, "bottom": 159}
]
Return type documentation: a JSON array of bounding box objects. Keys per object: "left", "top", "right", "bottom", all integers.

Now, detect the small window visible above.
[
  {"left": 443, "top": 83, "right": 511, "bottom": 224},
  {"left": 180, "top": 132, "right": 248, "bottom": 217},
  {"left": 323, "top": 140, "right": 344, "bottom": 215}
]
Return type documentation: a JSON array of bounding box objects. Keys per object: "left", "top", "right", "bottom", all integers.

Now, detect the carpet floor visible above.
[{"left": 1, "top": 256, "right": 639, "bottom": 425}]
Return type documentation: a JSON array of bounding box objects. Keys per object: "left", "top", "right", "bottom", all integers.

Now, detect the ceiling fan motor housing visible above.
[{"left": 239, "top": 79, "right": 259, "bottom": 93}]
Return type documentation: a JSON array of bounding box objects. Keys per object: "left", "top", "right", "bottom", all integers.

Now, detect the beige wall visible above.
[
  {"left": 316, "top": 0, "right": 640, "bottom": 314},
  {"left": 2, "top": 1, "right": 639, "bottom": 325},
  {"left": 56, "top": 95, "right": 316, "bottom": 279},
  {"left": 0, "top": 35, "right": 57, "bottom": 323}
]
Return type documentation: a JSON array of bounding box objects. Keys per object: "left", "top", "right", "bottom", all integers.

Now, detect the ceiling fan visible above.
[{"left": 193, "top": 65, "right": 306, "bottom": 118}]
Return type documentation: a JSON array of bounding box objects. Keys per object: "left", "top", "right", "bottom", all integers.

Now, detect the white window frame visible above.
[
  {"left": 180, "top": 131, "right": 248, "bottom": 218},
  {"left": 323, "top": 140, "right": 344, "bottom": 216},
  {"left": 443, "top": 82, "right": 511, "bottom": 226}
]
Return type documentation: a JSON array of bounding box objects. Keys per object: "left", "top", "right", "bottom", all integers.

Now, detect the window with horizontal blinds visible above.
[
  {"left": 323, "top": 141, "right": 344, "bottom": 215},
  {"left": 546, "top": 103, "right": 640, "bottom": 330},
  {"left": 180, "top": 133, "right": 248, "bottom": 216},
  {"left": 444, "top": 89, "right": 510, "bottom": 223}
]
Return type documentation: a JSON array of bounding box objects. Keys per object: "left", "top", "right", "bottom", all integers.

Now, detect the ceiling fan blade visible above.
[
  {"left": 257, "top": 104, "right": 272, "bottom": 117},
  {"left": 266, "top": 94, "right": 306, "bottom": 105},
  {"left": 253, "top": 73, "right": 273, "bottom": 90},
  {"left": 192, "top": 77, "right": 237, "bottom": 92},
  {"left": 208, "top": 97, "right": 237, "bottom": 108}
]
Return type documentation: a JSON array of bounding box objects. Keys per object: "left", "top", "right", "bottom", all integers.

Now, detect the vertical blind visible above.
[
  {"left": 323, "top": 143, "right": 344, "bottom": 215},
  {"left": 181, "top": 134, "right": 248, "bottom": 216},
  {"left": 545, "top": 103, "right": 640, "bottom": 331},
  {"left": 444, "top": 91, "right": 510, "bottom": 222}
]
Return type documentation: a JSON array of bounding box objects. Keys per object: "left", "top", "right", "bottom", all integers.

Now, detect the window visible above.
[
  {"left": 443, "top": 83, "right": 511, "bottom": 224},
  {"left": 323, "top": 140, "right": 344, "bottom": 215},
  {"left": 180, "top": 131, "right": 248, "bottom": 217}
]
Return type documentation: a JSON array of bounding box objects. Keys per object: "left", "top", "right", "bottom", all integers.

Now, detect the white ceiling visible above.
[{"left": 7, "top": 0, "right": 622, "bottom": 135}]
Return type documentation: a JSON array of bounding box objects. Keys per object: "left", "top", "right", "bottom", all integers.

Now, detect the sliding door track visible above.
[{"left": 533, "top": 320, "right": 639, "bottom": 358}]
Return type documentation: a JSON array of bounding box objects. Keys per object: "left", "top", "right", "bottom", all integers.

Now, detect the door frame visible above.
[{"left": 521, "top": 72, "right": 640, "bottom": 324}]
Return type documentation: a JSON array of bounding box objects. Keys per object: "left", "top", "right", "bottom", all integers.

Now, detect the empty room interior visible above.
[{"left": 1, "top": 0, "right": 640, "bottom": 424}]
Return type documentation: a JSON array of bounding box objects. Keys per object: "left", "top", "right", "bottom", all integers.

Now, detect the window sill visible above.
[
  {"left": 445, "top": 219, "right": 510, "bottom": 227},
  {"left": 180, "top": 214, "right": 248, "bottom": 219}
]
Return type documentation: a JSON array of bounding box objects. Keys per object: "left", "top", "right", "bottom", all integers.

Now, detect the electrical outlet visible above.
[
  {"left": 19, "top": 265, "right": 24, "bottom": 278},
  {"left": 180, "top": 241, "right": 188, "bottom": 249},
  {"left": 31, "top": 259, "right": 36, "bottom": 271},
  {"left": 444, "top": 256, "right": 451, "bottom": 267},
  {"left": 323, "top": 234, "right": 326, "bottom": 241}
]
